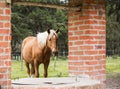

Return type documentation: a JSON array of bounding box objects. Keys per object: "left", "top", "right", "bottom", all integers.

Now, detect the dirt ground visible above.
[
  {"left": 106, "top": 74, "right": 120, "bottom": 89},
  {"left": 106, "top": 78, "right": 120, "bottom": 89}
]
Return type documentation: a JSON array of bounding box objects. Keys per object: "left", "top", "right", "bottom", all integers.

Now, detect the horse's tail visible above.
[
  {"left": 21, "top": 50, "right": 23, "bottom": 71},
  {"left": 21, "top": 40, "right": 24, "bottom": 71}
]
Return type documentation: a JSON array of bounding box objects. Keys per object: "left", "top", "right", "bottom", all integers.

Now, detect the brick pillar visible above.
[
  {"left": 0, "top": 0, "right": 11, "bottom": 89},
  {"left": 68, "top": 0, "right": 106, "bottom": 88}
]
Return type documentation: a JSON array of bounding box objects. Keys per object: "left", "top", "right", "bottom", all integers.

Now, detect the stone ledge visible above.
[{"left": 12, "top": 77, "right": 101, "bottom": 89}]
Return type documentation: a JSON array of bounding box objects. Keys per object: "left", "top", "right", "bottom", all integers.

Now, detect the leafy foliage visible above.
[{"left": 106, "top": 0, "right": 120, "bottom": 55}]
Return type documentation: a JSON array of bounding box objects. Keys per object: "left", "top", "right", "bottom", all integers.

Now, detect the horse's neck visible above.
[
  {"left": 37, "top": 32, "right": 52, "bottom": 56},
  {"left": 43, "top": 45, "right": 51, "bottom": 55}
]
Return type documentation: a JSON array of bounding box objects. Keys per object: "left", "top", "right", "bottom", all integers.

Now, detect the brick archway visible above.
[{"left": 0, "top": 0, "right": 106, "bottom": 89}]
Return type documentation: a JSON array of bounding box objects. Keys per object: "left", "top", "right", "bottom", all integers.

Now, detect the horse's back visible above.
[
  {"left": 22, "top": 36, "right": 35, "bottom": 47},
  {"left": 22, "top": 36, "right": 36, "bottom": 50}
]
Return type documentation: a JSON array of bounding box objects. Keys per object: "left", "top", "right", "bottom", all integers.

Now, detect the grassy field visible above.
[
  {"left": 11, "top": 57, "right": 68, "bottom": 79},
  {"left": 106, "top": 57, "right": 120, "bottom": 77},
  {"left": 11, "top": 56, "right": 120, "bottom": 79}
]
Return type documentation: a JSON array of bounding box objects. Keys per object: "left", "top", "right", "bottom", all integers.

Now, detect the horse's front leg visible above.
[
  {"left": 44, "top": 60, "right": 50, "bottom": 78},
  {"left": 34, "top": 60, "right": 39, "bottom": 78}
]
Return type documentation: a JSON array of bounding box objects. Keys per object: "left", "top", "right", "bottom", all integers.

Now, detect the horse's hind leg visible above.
[
  {"left": 31, "top": 62, "right": 35, "bottom": 77},
  {"left": 25, "top": 61, "right": 30, "bottom": 77}
]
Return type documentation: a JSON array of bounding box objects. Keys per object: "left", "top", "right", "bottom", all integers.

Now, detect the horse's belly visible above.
[{"left": 22, "top": 47, "right": 43, "bottom": 63}]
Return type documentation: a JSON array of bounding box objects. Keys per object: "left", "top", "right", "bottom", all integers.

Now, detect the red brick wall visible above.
[
  {"left": 68, "top": 0, "right": 106, "bottom": 88},
  {"left": 0, "top": 0, "right": 11, "bottom": 89},
  {"left": 0, "top": 0, "right": 106, "bottom": 89}
]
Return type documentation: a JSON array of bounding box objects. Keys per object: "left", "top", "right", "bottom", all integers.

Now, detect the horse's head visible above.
[{"left": 47, "top": 29, "right": 59, "bottom": 56}]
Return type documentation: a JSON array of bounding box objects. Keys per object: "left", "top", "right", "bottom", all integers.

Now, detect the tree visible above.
[{"left": 106, "top": 0, "right": 120, "bottom": 55}]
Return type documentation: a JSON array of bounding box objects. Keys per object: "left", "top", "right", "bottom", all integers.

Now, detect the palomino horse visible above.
[{"left": 21, "top": 29, "right": 59, "bottom": 78}]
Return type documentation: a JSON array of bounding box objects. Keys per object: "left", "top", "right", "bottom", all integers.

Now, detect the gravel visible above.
[{"left": 106, "top": 78, "right": 120, "bottom": 89}]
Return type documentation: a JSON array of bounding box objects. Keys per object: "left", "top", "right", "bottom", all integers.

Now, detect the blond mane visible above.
[{"left": 37, "top": 30, "right": 57, "bottom": 47}]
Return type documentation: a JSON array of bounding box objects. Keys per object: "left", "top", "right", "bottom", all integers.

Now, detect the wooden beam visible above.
[{"left": 13, "top": 1, "right": 80, "bottom": 11}]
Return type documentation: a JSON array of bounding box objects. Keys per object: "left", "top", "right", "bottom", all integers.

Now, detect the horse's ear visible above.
[
  {"left": 56, "top": 29, "right": 59, "bottom": 33},
  {"left": 47, "top": 29, "right": 50, "bottom": 34}
]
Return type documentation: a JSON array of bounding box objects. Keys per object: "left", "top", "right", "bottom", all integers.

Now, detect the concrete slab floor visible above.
[{"left": 12, "top": 77, "right": 100, "bottom": 88}]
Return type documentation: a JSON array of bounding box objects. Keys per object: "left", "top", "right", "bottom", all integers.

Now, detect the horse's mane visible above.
[{"left": 37, "top": 30, "right": 56, "bottom": 47}]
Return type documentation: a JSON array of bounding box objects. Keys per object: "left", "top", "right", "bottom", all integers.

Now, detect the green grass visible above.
[
  {"left": 12, "top": 56, "right": 120, "bottom": 79},
  {"left": 11, "top": 57, "right": 68, "bottom": 79},
  {"left": 106, "top": 57, "right": 120, "bottom": 78},
  {"left": 106, "top": 57, "right": 120, "bottom": 73}
]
